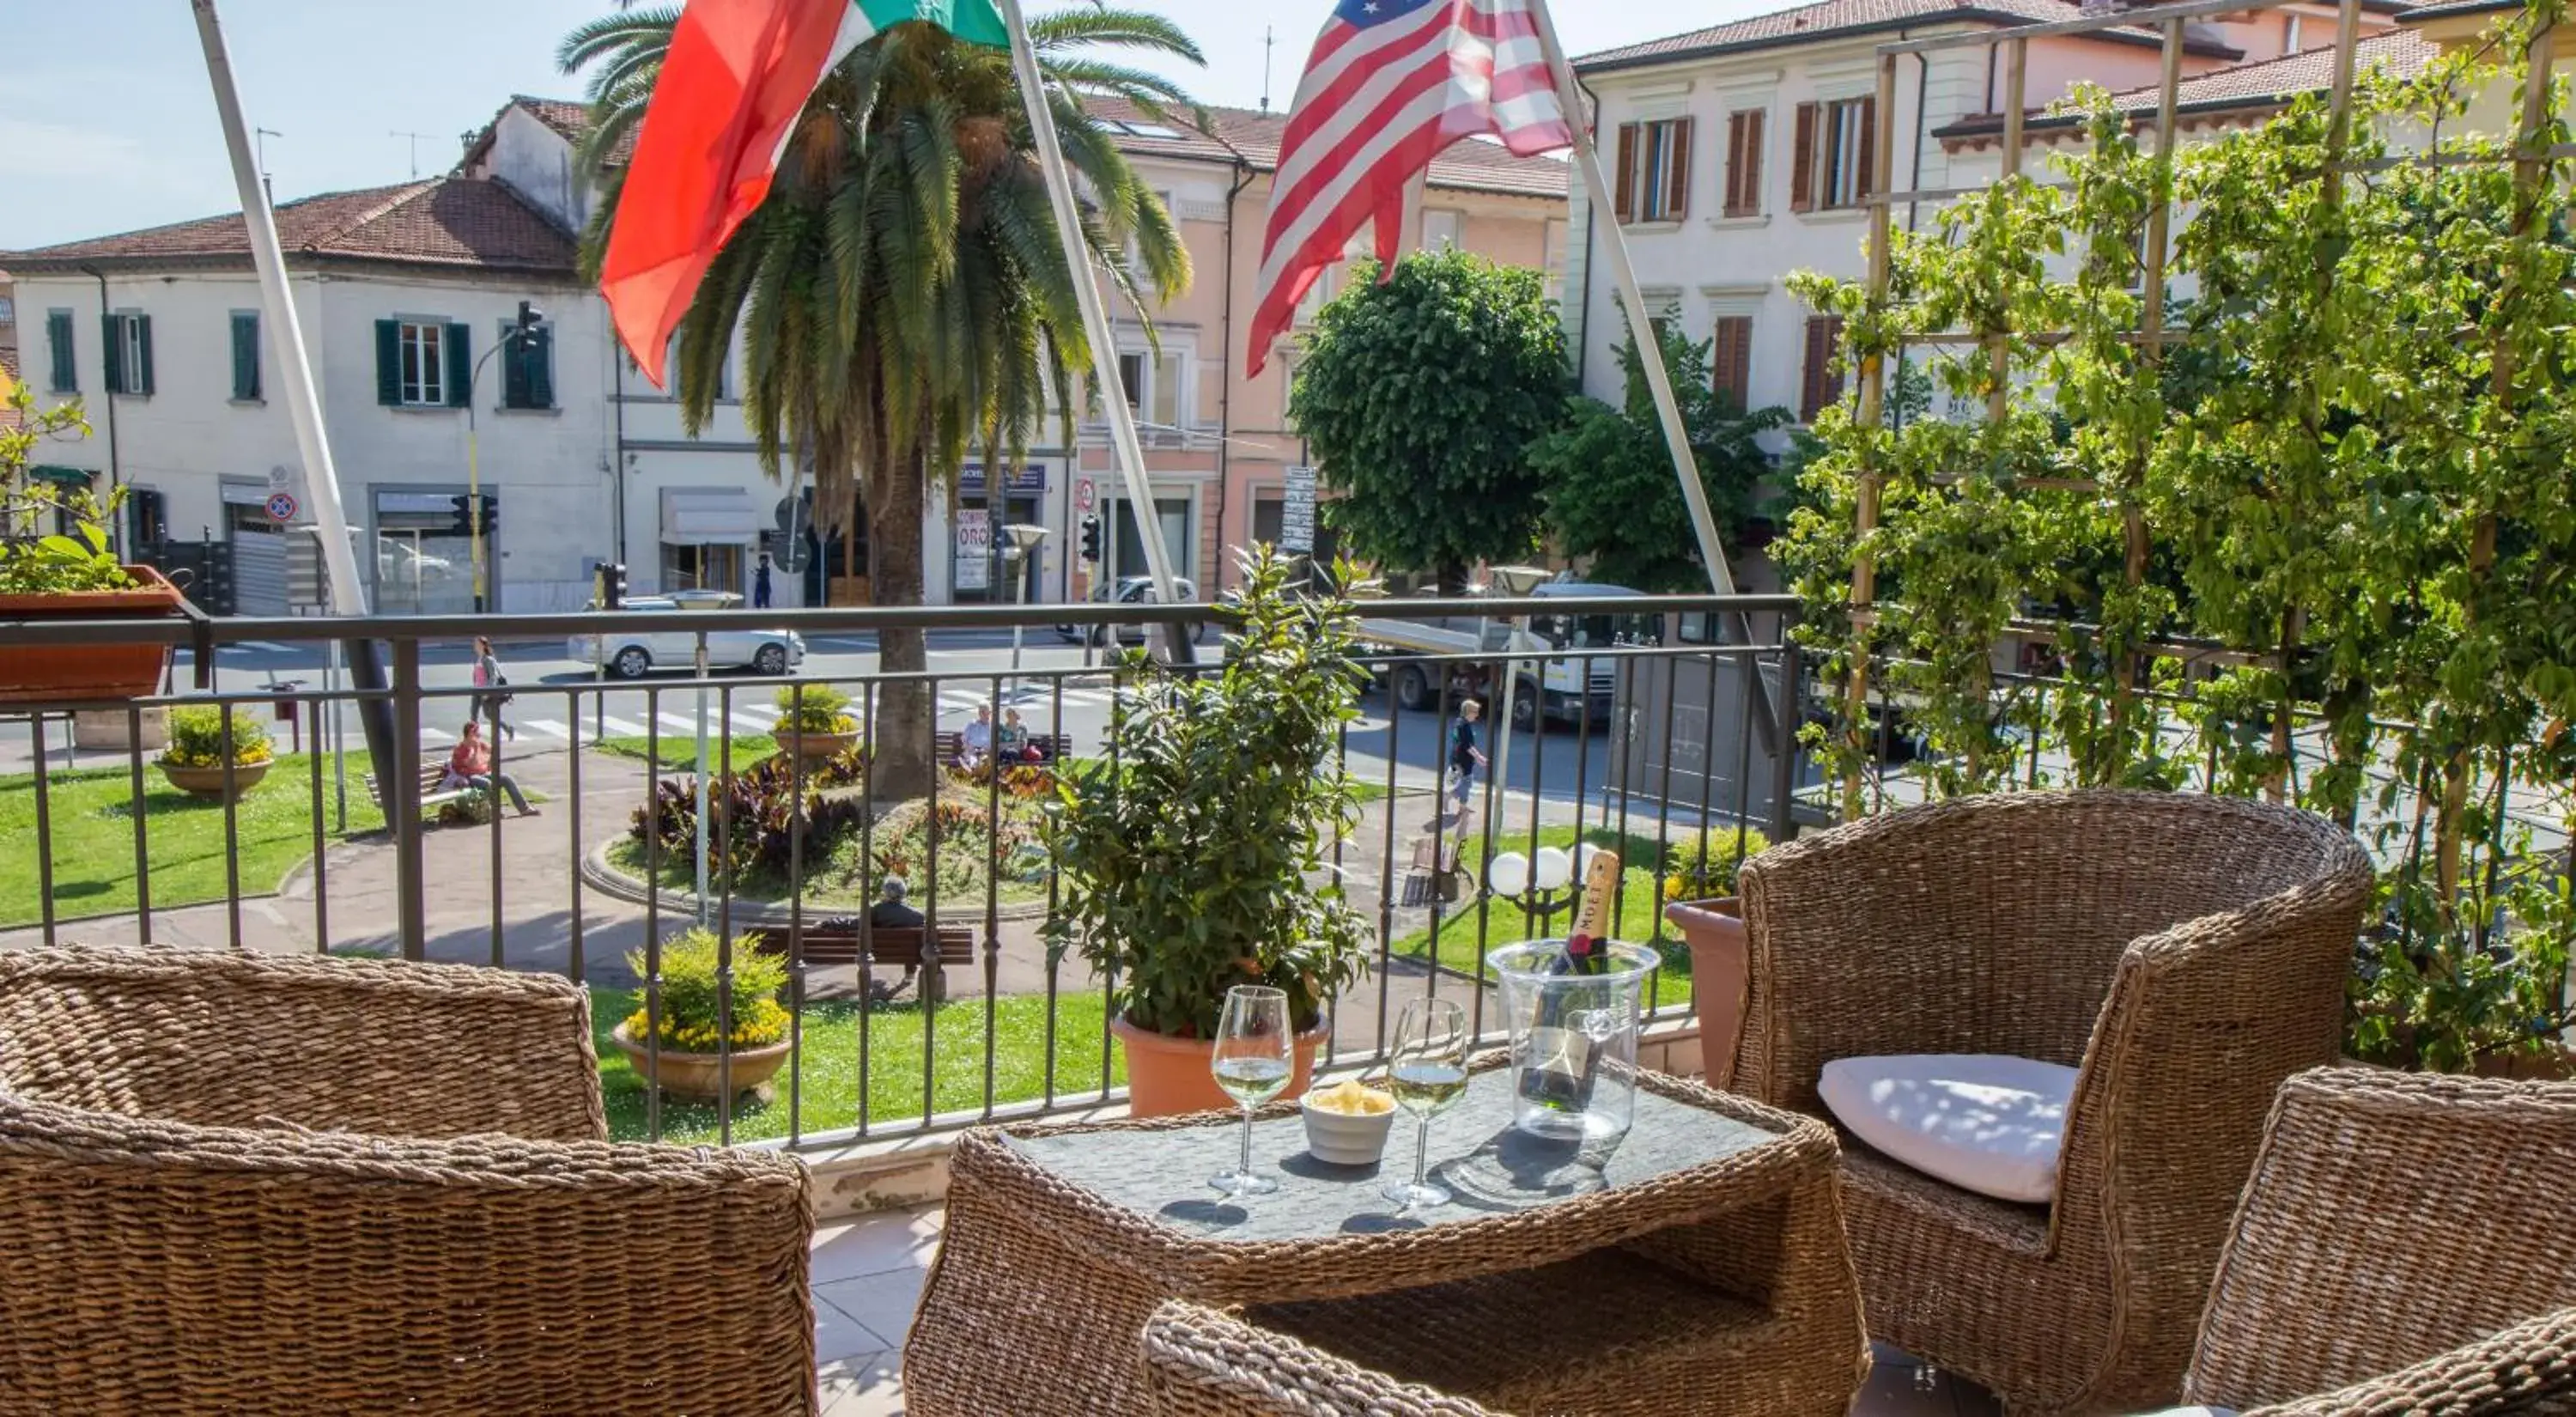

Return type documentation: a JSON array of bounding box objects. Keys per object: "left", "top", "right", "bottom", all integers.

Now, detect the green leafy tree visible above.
[
  {"left": 561, "top": 8, "right": 1203, "bottom": 798},
  {"left": 1530, "top": 325, "right": 1789, "bottom": 592},
  {"left": 1288, "top": 250, "right": 1566, "bottom": 587}
]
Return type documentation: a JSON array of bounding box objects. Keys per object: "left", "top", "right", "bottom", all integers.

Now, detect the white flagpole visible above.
[
  {"left": 191, "top": 0, "right": 369, "bottom": 620},
  {"left": 1526, "top": 0, "right": 1737, "bottom": 599},
  {"left": 992, "top": 0, "right": 1194, "bottom": 662}
]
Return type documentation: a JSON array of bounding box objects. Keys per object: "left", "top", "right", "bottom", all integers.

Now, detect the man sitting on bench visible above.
[{"left": 815, "top": 877, "right": 926, "bottom": 1005}]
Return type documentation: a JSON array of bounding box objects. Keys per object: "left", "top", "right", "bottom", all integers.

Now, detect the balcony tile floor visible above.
[{"left": 808, "top": 1205, "right": 2000, "bottom": 1416}]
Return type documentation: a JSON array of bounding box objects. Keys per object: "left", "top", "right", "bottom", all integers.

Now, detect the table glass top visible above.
[{"left": 1005, "top": 1066, "right": 1778, "bottom": 1243}]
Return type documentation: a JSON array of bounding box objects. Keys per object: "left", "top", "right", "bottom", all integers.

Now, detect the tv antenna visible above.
[
  {"left": 1261, "top": 27, "right": 1276, "bottom": 113},
  {"left": 391, "top": 130, "right": 440, "bottom": 179},
  {"left": 253, "top": 127, "right": 281, "bottom": 204}
]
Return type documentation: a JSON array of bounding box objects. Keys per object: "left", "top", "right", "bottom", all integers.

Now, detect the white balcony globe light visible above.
[
  {"left": 1488, "top": 851, "right": 1531, "bottom": 897},
  {"left": 1533, "top": 847, "right": 1574, "bottom": 892},
  {"left": 1574, "top": 842, "right": 1603, "bottom": 879}
]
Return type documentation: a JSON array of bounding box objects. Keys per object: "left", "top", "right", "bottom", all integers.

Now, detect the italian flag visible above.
[{"left": 602, "top": 0, "right": 1009, "bottom": 389}]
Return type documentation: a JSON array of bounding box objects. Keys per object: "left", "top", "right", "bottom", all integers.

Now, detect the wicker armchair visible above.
[
  {"left": 2184, "top": 1068, "right": 2576, "bottom": 1417},
  {"left": 1733, "top": 790, "right": 2373, "bottom": 1415},
  {"left": 1144, "top": 1301, "right": 1510, "bottom": 1417},
  {"left": 0, "top": 945, "right": 817, "bottom": 1417}
]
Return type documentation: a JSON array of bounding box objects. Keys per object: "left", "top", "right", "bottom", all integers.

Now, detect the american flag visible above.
[{"left": 1246, "top": 0, "right": 1573, "bottom": 378}]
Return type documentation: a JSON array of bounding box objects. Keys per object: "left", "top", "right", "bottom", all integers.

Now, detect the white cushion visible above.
[{"left": 1818, "top": 1054, "right": 2079, "bottom": 1205}]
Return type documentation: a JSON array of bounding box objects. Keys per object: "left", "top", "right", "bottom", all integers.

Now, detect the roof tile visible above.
[
  {"left": 1935, "top": 28, "right": 2433, "bottom": 135},
  {"left": 0, "top": 179, "right": 578, "bottom": 275},
  {"left": 1575, "top": 0, "right": 2240, "bottom": 69}
]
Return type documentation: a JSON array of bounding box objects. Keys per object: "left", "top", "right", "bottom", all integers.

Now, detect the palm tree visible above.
[{"left": 558, "top": 6, "right": 1201, "bottom": 799}]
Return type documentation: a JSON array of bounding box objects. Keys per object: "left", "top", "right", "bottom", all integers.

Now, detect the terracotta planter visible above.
[
  {"left": 1113, "top": 1014, "right": 1332, "bottom": 1119},
  {"left": 0, "top": 566, "right": 185, "bottom": 706},
  {"left": 772, "top": 726, "right": 860, "bottom": 763},
  {"left": 1665, "top": 897, "right": 1751, "bottom": 1091},
  {"left": 158, "top": 758, "right": 272, "bottom": 802},
  {"left": 611, "top": 1021, "right": 793, "bottom": 1104}
]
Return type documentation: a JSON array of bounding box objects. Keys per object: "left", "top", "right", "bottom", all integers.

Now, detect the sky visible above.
[{"left": 0, "top": 0, "right": 1759, "bottom": 252}]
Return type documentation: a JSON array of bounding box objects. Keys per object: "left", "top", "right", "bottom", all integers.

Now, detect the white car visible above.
[{"left": 567, "top": 597, "right": 805, "bottom": 678}]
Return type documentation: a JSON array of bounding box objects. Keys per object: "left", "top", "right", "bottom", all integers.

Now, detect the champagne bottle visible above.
[{"left": 1518, "top": 848, "right": 1623, "bottom": 1114}]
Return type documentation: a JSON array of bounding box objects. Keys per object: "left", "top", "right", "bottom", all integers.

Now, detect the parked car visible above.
[
  {"left": 567, "top": 597, "right": 805, "bottom": 678},
  {"left": 1055, "top": 575, "right": 1207, "bottom": 645}
]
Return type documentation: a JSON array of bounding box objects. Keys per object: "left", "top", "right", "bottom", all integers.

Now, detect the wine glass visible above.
[
  {"left": 1382, "top": 996, "right": 1470, "bottom": 1213},
  {"left": 1208, "top": 985, "right": 1293, "bottom": 1197}
]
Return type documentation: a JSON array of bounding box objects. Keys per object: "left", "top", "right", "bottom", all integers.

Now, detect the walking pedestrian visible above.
[
  {"left": 470, "top": 635, "right": 515, "bottom": 740},
  {"left": 1447, "top": 697, "right": 1486, "bottom": 812},
  {"left": 753, "top": 551, "right": 775, "bottom": 610}
]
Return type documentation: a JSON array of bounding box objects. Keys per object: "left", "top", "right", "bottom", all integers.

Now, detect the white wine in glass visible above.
[
  {"left": 1382, "top": 996, "right": 1469, "bottom": 1213},
  {"left": 1209, "top": 986, "right": 1292, "bottom": 1197}
]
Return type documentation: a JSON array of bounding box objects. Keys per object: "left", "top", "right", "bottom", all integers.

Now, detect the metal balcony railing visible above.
[{"left": 0, "top": 593, "right": 1810, "bottom": 1152}]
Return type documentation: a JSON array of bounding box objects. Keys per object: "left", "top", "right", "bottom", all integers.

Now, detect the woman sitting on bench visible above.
[{"left": 441, "top": 721, "right": 534, "bottom": 817}]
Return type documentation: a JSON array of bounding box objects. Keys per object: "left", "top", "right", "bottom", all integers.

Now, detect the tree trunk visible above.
[{"left": 870, "top": 447, "right": 936, "bottom": 802}]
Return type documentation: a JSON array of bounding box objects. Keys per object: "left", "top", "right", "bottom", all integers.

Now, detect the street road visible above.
[{"left": 3, "top": 627, "right": 1637, "bottom": 811}]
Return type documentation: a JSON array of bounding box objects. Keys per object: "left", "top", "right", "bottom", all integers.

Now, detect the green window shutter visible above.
[
  {"left": 46, "top": 311, "right": 76, "bottom": 392},
  {"left": 101, "top": 314, "right": 125, "bottom": 394},
  {"left": 232, "top": 313, "right": 262, "bottom": 401},
  {"left": 376, "top": 320, "right": 403, "bottom": 404},
  {"left": 501, "top": 325, "right": 531, "bottom": 409},
  {"left": 526, "top": 326, "right": 554, "bottom": 410},
  {"left": 445, "top": 323, "right": 472, "bottom": 408},
  {"left": 136, "top": 315, "right": 155, "bottom": 396}
]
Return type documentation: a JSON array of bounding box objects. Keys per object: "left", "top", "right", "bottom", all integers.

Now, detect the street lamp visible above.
[
  {"left": 461, "top": 301, "right": 547, "bottom": 614},
  {"left": 1001, "top": 522, "right": 1052, "bottom": 700}
]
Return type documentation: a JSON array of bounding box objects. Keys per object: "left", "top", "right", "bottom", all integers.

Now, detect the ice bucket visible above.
[{"left": 1489, "top": 939, "right": 1661, "bottom": 1144}]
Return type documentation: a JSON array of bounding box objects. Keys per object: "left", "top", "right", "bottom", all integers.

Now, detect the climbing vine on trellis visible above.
[{"left": 1778, "top": 3, "right": 2576, "bottom": 1071}]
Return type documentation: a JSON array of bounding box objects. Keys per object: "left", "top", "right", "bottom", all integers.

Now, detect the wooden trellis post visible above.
[{"left": 1840, "top": 55, "right": 1904, "bottom": 818}]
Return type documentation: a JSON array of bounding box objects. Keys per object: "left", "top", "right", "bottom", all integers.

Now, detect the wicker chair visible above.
[
  {"left": 0, "top": 945, "right": 817, "bottom": 1417},
  {"left": 1144, "top": 1301, "right": 1510, "bottom": 1417},
  {"left": 1732, "top": 789, "right": 2373, "bottom": 1415},
  {"left": 2184, "top": 1067, "right": 2576, "bottom": 1416}
]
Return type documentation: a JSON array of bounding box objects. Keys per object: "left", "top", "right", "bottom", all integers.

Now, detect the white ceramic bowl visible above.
[{"left": 1301, "top": 1086, "right": 1398, "bottom": 1165}]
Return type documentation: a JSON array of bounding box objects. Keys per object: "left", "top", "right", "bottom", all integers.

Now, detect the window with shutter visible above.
[
  {"left": 1664, "top": 118, "right": 1693, "bottom": 221},
  {"left": 386, "top": 320, "right": 456, "bottom": 407},
  {"left": 1800, "top": 315, "right": 1846, "bottom": 423},
  {"left": 231, "top": 312, "right": 262, "bottom": 402},
  {"left": 133, "top": 316, "right": 155, "bottom": 396},
  {"left": 1711, "top": 315, "right": 1754, "bottom": 411},
  {"left": 1789, "top": 103, "right": 1819, "bottom": 212},
  {"left": 444, "top": 324, "right": 472, "bottom": 409},
  {"left": 100, "top": 314, "right": 125, "bottom": 394},
  {"left": 526, "top": 326, "right": 555, "bottom": 410},
  {"left": 1613, "top": 124, "right": 1637, "bottom": 222},
  {"left": 46, "top": 311, "right": 77, "bottom": 393},
  {"left": 376, "top": 319, "right": 403, "bottom": 405},
  {"left": 1814, "top": 98, "right": 1876, "bottom": 210}
]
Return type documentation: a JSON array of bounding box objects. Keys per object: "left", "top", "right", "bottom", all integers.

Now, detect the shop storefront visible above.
[
  {"left": 952, "top": 463, "right": 1048, "bottom": 603},
  {"left": 369, "top": 489, "right": 481, "bottom": 617},
  {"left": 659, "top": 487, "right": 761, "bottom": 597}
]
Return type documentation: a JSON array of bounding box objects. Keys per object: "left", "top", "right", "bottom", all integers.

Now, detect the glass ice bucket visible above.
[{"left": 1489, "top": 940, "right": 1661, "bottom": 1144}]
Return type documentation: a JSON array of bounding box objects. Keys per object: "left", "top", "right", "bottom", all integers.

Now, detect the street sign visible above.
[
  {"left": 1280, "top": 465, "right": 1317, "bottom": 555},
  {"left": 1075, "top": 477, "right": 1097, "bottom": 513},
  {"left": 264, "top": 490, "right": 300, "bottom": 524}
]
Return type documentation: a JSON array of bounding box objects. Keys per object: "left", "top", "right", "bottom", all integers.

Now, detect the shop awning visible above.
[
  {"left": 27, "top": 465, "right": 92, "bottom": 488},
  {"left": 660, "top": 488, "right": 761, "bottom": 545}
]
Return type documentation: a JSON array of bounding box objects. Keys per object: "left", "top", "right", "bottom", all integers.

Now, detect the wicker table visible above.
[{"left": 902, "top": 1057, "right": 1866, "bottom": 1416}]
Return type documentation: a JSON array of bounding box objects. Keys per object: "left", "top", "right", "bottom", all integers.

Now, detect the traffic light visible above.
[
  {"left": 598, "top": 562, "right": 627, "bottom": 610},
  {"left": 449, "top": 493, "right": 499, "bottom": 538},
  {"left": 1078, "top": 513, "right": 1102, "bottom": 563}
]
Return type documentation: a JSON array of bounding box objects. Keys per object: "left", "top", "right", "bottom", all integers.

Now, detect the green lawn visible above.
[
  {"left": 592, "top": 987, "right": 1121, "bottom": 1143},
  {"left": 0, "top": 753, "right": 386, "bottom": 928},
  {"left": 595, "top": 733, "right": 780, "bottom": 770},
  {"left": 1390, "top": 824, "right": 1697, "bottom": 1008}
]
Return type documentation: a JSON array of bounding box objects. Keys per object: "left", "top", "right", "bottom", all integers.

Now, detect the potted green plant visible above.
[
  {"left": 1662, "top": 824, "right": 1771, "bottom": 1091},
  {"left": 770, "top": 683, "right": 860, "bottom": 763},
  {"left": 157, "top": 704, "right": 275, "bottom": 800},
  {"left": 0, "top": 380, "right": 185, "bottom": 705},
  {"left": 609, "top": 927, "right": 795, "bottom": 1104},
  {"left": 1045, "top": 548, "right": 1373, "bottom": 1116}
]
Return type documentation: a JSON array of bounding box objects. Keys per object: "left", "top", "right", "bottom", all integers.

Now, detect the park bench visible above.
[
  {"left": 361, "top": 763, "right": 474, "bottom": 817},
  {"left": 746, "top": 923, "right": 976, "bottom": 1004},
  {"left": 933, "top": 729, "right": 1073, "bottom": 767}
]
